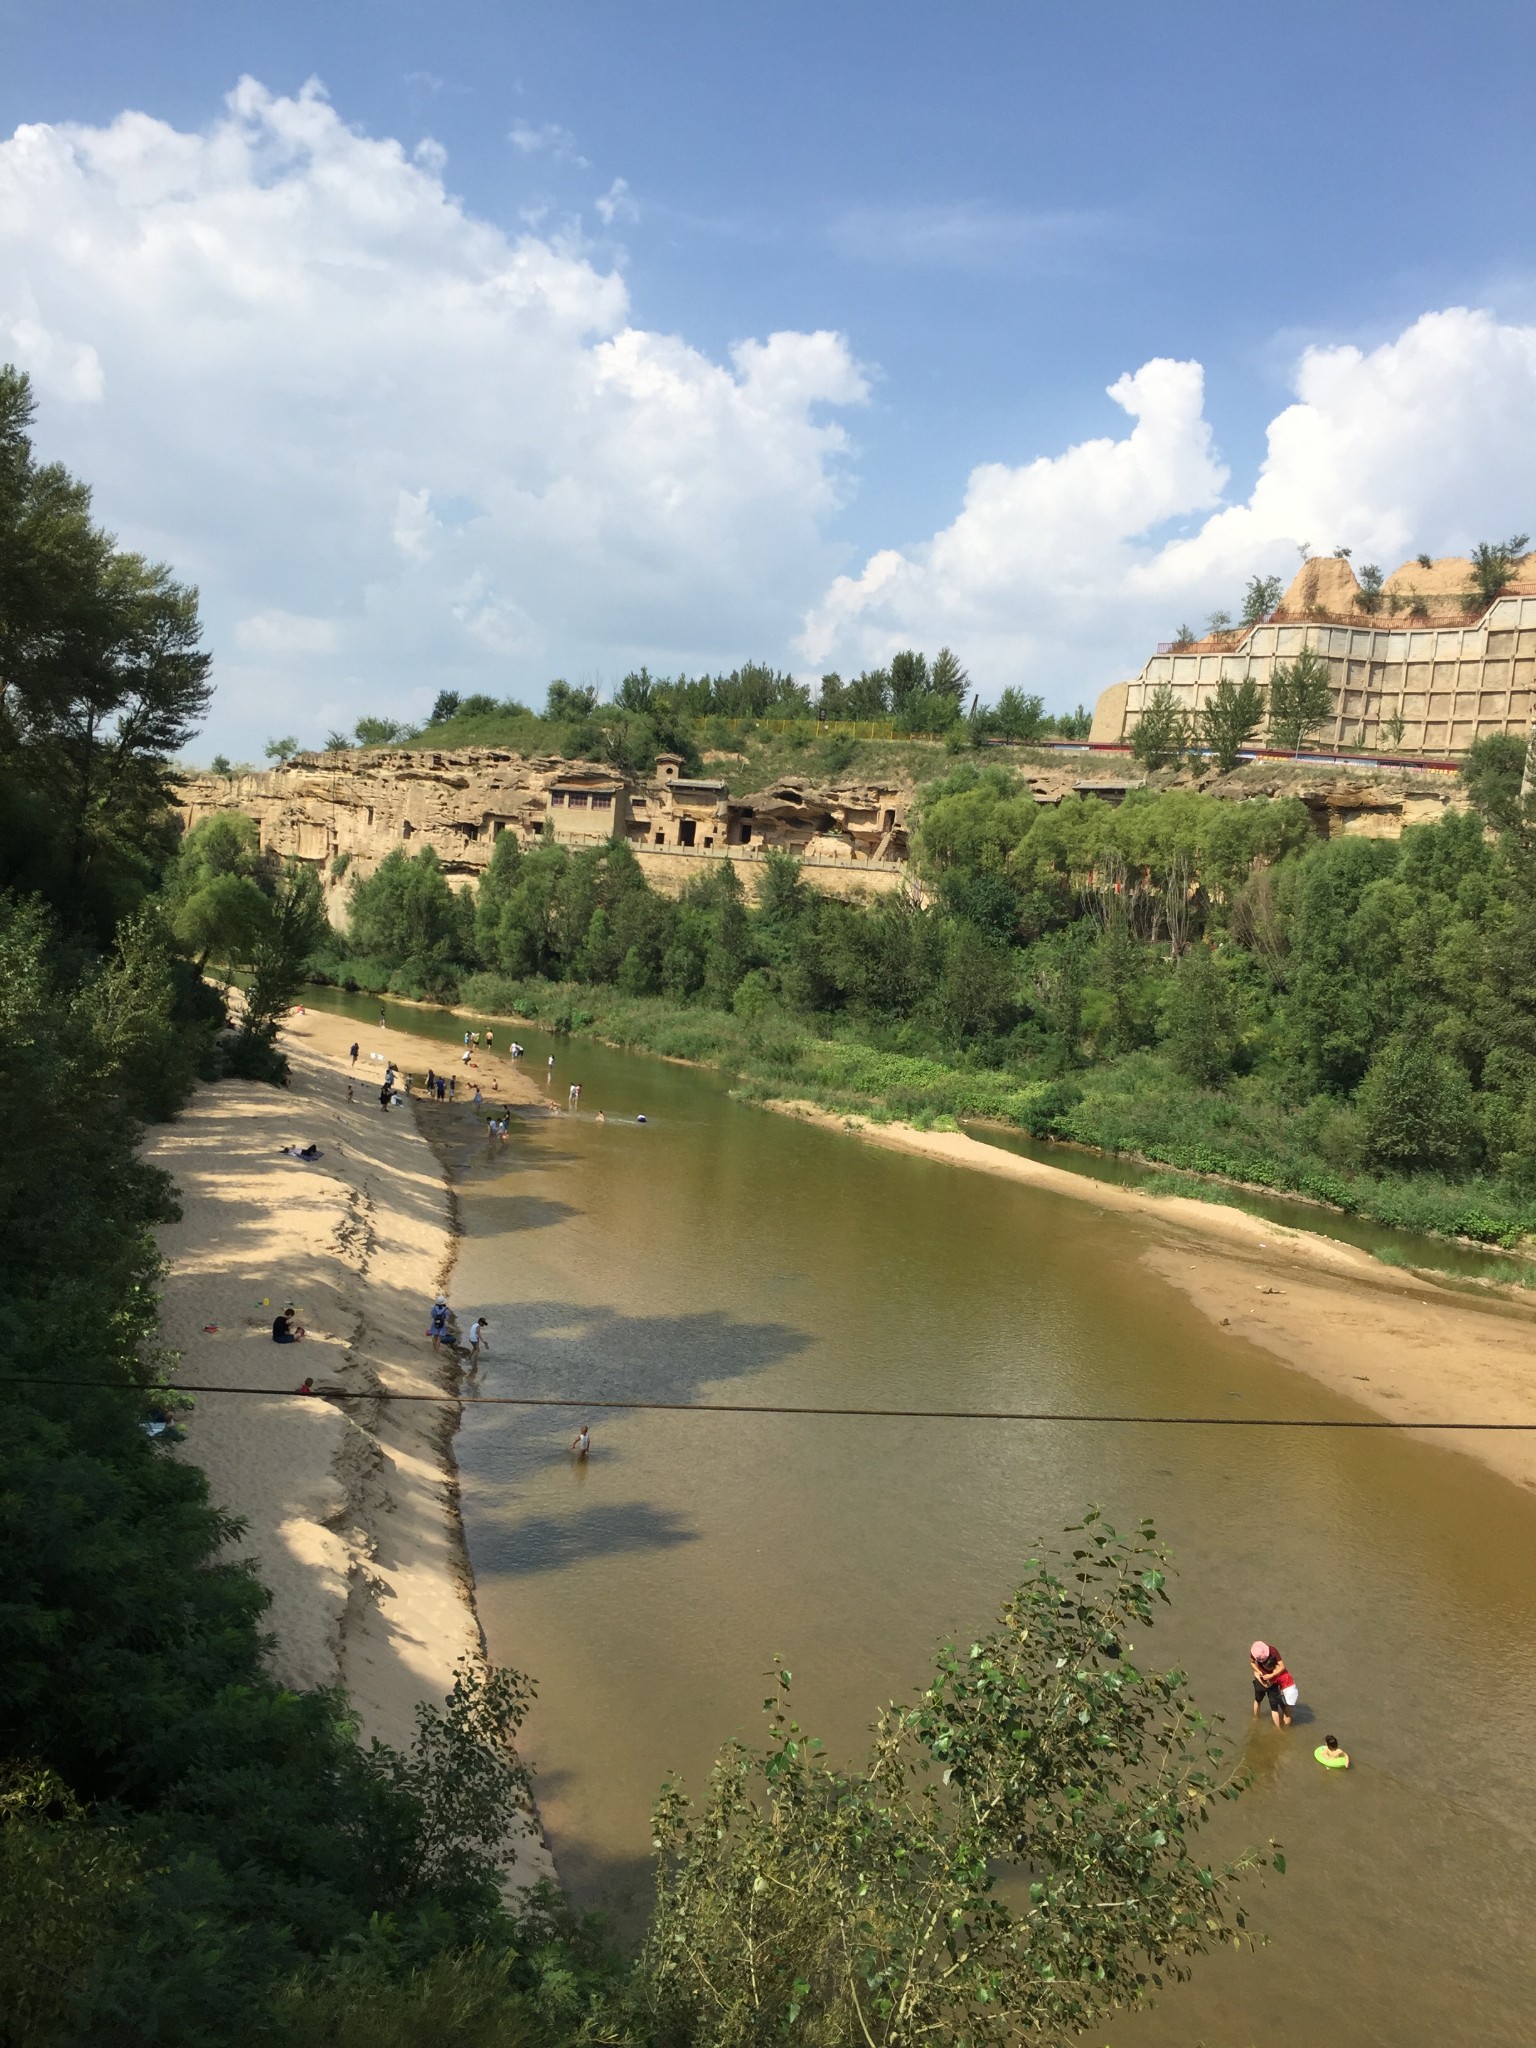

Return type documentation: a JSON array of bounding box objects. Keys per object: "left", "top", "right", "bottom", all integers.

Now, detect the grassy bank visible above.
[{"left": 439, "top": 973, "right": 1536, "bottom": 1247}]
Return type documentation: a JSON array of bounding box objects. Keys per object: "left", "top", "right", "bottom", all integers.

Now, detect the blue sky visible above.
[{"left": 3, "top": 1, "right": 1534, "bottom": 753}]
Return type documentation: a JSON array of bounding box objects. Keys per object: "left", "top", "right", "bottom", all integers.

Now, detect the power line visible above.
[{"left": 2, "top": 1376, "right": 1533, "bottom": 1430}]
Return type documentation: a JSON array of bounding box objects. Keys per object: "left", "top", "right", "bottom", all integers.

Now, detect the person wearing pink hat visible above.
[{"left": 1249, "top": 1640, "right": 1296, "bottom": 1727}]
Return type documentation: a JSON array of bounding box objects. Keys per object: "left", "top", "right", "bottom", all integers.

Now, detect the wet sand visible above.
[
  {"left": 766, "top": 1101, "right": 1536, "bottom": 1492},
  {"left": 143, "top": 1006, "right": 552, "bottom": 1877}
]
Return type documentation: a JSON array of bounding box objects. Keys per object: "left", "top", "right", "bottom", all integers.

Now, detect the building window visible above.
[
  {"left": 567, "top": 792, "right": 589, "bottom": 808},
  {"left": 654, "top": 831, "right": 665, "bottom": 844},
  {"left": 550, "top": 791, "right": 566, "bottom": 806},
  {"left": 591, "top": 793, "right": 613, "bottom": 810}
]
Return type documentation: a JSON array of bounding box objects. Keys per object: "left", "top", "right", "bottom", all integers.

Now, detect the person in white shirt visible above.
[
  {"left": 465, "top": 1317, "right": 489, "bottom": 1368},
  {"left": 571, "top": 1425, "right": 590, "bottom": 1459}
]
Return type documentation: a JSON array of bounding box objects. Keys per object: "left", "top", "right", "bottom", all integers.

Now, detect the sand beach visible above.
[{"left": 143, "top": 1006, "right": 552, "bottom": 1878}]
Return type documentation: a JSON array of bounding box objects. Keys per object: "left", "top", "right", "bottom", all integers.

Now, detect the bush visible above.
[{"left": 1356, "top": 1034, "right": 1481, "bottom": 1174}]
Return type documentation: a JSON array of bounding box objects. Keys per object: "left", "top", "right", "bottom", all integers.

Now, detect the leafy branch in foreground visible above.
[{"left": 628, "top": 1513, "right": 1277, "bottom": 2048}]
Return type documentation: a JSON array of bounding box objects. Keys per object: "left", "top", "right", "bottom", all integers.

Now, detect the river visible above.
[{"left": 313, "top": 989, "right": 1536, "bottom": 2046}]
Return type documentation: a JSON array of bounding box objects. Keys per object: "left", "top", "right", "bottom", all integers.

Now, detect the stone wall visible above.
[{"left": 1092, "top": 554, "right": 1536, "bottom": 757}]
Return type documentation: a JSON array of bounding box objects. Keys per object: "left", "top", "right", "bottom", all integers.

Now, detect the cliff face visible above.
[
  {"left": 175, "top": 749, "right": 563, "bottom": 922},
  {"left": 172, "top": 747, "right": 920, "bottom": 922}
]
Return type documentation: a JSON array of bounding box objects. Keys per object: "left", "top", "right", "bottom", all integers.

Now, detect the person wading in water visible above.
[{"left": 1249, "top": 1640, "right": 1296, "bottom": 1728}]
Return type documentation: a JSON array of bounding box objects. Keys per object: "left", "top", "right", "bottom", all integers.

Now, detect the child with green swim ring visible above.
[{"left": 1315, "top": 1735, "right": 1350, "bottom": 1769}]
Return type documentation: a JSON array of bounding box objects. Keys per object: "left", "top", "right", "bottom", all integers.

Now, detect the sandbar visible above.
[{"left": 765, "top": 1100, "right": 1536, "bottom": 1494}]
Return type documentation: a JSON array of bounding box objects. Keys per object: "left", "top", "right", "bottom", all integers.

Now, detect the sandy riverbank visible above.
[
  {"left": 144, "top": 1006, "right": 553, "bottom": 1879},
  {"left": 767, "top": 1100, "right": 1536, "bottom": 1494}
]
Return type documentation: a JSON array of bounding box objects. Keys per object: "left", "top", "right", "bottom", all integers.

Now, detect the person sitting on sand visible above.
[
  {"left": 272, "top": 1305, "right": 305, "bottom": 1344},
  {"left": 1250, "top": 1641, "right": 1295, "bottom": 1728},
  {"left": 572, "top": 1425, "right": 590, "bottom": 1459},
  {"left": 1315, "top": 1734, "right": 1351, "bottom": 1769}
]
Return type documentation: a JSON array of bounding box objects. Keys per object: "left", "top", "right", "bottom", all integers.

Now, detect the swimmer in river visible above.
[
  {"left": 1315, "top": 1735, "right": 1351, "bottom": 1769},
  {"left": 571, "top": 1424, "right": 590, "bottom": 1459}
]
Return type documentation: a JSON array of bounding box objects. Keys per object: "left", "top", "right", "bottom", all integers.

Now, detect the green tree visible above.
[
  {"left": 1267, "top": 647, "right": 1334, "bottom": 753},
  {"left": 1198, "top": 674, "right": 1267, "bottom": 773},
  {"left": 1354, "top": 563, "right": 1385, "bottom": 615},
  {"left": 354, "top": 716, "right": 411, "bottom": 748},
  {"left": 1459, "top": 731, "right": 1529, "bottom": 834},
  {"left": 546, "top": 679, "right": 599, "bottom": 721},
  {"left": 1129, "top": 684, "right": 1190, "bottom": 771},
  {"left": 1355, "top": 1033, "right": 1480, "bottom": 1172},
  {"left": 0, "top": 366, "right": 212, "bottom": 932},
  {"left": 1240, "top": 574, "right": 1283, "bottom": 625},
  {"left": 1051, "top": 702, "right": 1093, "bottom": 739},
  {"left": 265, "top": 736, "right": 300, "bottom": 763},
  {"left": 916, "top": 764, "right": 1036, "bottom": 883},
  {"left": 928, "top": 645, "right": 968, "bottom": 711},
  {"left": 429, "top": 690, "right": 462, "bottom": 725},
  {"left": 473, "top": 828, "right": 525, "bottom": 965},
  {"left": 635, "top": 1513, "right": 1272, "bottom": 2048},
  {"left": 1468, "top": 534, "right": 1529, "bottom": 608},
  {"left": 346, "top": 846, "right": 464, "bottom": 993},
  {"left": 1163, "top": 945, "right": 1240, "bottom": 1085},
  {"left": 991, "top": 685, "right": 1048, "bottom": 742},
  {"left": 844, "top": 667, "right": 892, "bottom": 718},
  {"left": 240, "top": 861, "right": 327, "bottom": 1049}
]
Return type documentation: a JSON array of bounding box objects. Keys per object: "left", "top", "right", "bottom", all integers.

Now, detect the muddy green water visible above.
[{"left": 313, "top": 991, "right": 1536, "bottom": 2046}]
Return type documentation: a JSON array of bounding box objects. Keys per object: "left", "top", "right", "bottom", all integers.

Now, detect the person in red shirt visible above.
[{"left": 1250, "top": 1640, "right": 1295, "bottom": 1727}]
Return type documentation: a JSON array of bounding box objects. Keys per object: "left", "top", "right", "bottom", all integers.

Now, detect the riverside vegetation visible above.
[
  {"left": 308, "top": 733, "right": 1536, "bottom": 1249},
  {"left": 1, "top": 364, "right": 1279, "bottom": 2040}
]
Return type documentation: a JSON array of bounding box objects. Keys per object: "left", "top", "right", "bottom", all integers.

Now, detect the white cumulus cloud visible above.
[
  {"left": 802, "top": 308, "right": 1536, "bottom": 705},
  {"left": 0, "top": 78, "right": 868, "bottom": 753}
]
